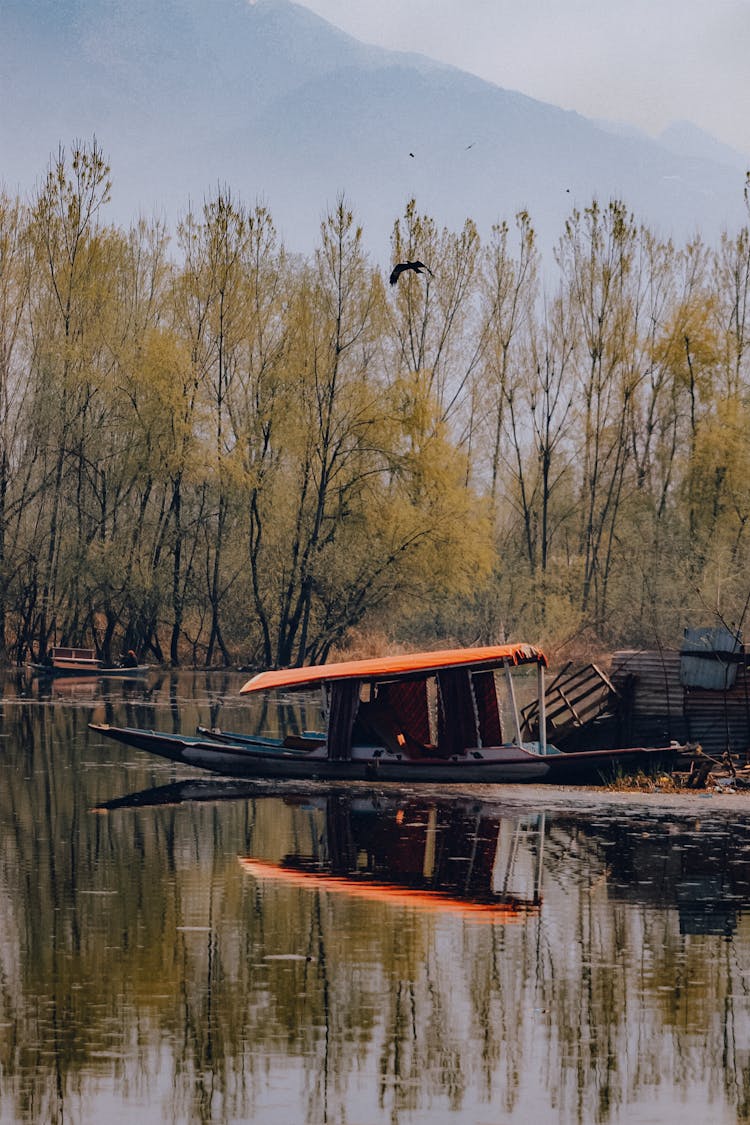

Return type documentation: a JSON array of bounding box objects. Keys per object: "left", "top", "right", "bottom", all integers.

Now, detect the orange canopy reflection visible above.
[{"left": 239, "top": 857, "right": 540, "bottom": 924}]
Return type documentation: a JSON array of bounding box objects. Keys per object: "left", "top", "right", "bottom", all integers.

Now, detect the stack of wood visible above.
[
  {"left": 674, "top": 746, "right": 750, "bottom": 791},
  {"left": 520, "top": 662, "right": 617, "bottom": 747}
]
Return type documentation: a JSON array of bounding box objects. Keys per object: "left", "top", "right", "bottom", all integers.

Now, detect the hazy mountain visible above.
[
  {"left": 2, "top": 0, "right": 747, "bottom": 259},
  {"left": 658, "top": 120, "right": 749, "bottom": 173}
]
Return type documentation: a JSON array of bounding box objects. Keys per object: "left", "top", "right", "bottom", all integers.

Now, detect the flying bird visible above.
[{"left": 389, "top": 260, "right": 433, "bottom": 286}]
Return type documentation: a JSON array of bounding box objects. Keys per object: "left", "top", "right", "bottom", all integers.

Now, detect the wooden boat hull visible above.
[
  {"left": 90, "top": 724, "right": 552, "bottom": 781},
  {"left": 89, "top": 723, "right": 675, "bottom": 784},
  {"left": 195, "top": 726, "right": 676, "bottom": 783}
]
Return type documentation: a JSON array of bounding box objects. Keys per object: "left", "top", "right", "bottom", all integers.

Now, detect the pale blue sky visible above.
[{"left": 296, "top": 0, "right": 750, "bottom": 157}]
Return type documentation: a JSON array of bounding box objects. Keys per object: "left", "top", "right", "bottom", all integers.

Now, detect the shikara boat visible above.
[
  {"left": 89, "top": 644, "right": 678, "bottom": 783},
  {"left": 27, "top": 645, "right": 150, "bottom": 678}
]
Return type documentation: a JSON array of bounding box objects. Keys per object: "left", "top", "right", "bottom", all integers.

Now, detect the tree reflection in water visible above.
[{"left": 0, "top": 677, "right": 747, "bottom": 1123}]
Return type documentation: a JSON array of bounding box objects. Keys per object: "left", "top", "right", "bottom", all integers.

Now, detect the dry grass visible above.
[
  {"left": 607, "top": 766, "right": 750, "bottom": 795},
  {"left": 606, "top": 771, "right": 684, "bottom": 794}
]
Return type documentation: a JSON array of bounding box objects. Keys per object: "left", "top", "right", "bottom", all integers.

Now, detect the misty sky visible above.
[{"left": 296, "top": 0, "right": 750, "bottom": 157}]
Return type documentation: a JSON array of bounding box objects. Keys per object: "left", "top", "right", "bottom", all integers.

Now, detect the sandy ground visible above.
[
  {"left": 433, "top": 781, "right": 750, "bottom": 818},
  {"left": 322, "top": 778, "right": 750, "bottom": 819}
]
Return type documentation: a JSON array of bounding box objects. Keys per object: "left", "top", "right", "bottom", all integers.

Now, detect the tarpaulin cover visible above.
[{"left": 240, "top": 644, "right": 546, "bottom": 694}]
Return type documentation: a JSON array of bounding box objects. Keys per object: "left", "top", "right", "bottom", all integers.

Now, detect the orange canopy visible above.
[{"left": 239, "top": 643, "right": 546, "bottom": 694}]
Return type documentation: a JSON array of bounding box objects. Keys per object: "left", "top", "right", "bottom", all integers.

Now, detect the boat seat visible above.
[{"left": 282, "top": 734, "right": 326, "bottom": 751}]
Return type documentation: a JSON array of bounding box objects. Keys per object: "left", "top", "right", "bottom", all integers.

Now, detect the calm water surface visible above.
[{"left": 0, "top": 671, "right": 748, "bottom": 1124}]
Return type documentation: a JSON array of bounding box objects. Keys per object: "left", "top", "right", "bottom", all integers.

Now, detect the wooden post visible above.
[
  {"left": 538, "top": 663, "right": 547, "bottom": 754},
  {"left": 505, "top": 660, "right": 523, "bottom": 746}
]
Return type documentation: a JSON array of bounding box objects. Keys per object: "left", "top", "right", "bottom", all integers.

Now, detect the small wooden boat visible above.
[
  {"left": 90, "top": 644, "right": 679, "bottom": 783},
  {"left": 27, "top": 646, "right": 150, "bottom": 678}
]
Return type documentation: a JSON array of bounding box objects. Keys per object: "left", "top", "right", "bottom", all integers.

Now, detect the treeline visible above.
[{"left": 1, "top": 141, "right": 750, "bottom": 666}]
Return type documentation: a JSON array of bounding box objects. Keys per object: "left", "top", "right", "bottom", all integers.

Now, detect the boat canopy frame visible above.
[{"left": 240, "top": 645, "right": 548, "bottom": 763}]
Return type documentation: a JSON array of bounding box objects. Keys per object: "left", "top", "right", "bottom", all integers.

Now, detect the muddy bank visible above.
[{"left": 238, "top": 776, "right": 750, "bottom": 818}]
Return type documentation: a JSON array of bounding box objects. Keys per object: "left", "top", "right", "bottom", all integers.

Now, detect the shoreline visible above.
[
  {"left": 456, "top": 781, "right": 750, "bottom": 816},
  {"left": 146, "top": 773, "right": 750, "bottom": 818},
  {"left": 321, "top": 777, "right": 750, "bottom": 818}
]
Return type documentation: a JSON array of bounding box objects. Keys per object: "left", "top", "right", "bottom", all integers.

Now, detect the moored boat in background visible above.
[{"left": 27, "top": 646, "right": 150, "bottom": 678}]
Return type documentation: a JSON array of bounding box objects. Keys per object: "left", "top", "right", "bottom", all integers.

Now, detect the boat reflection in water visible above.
[
  {"left": 241, "top": 795, "right": 545, "bottom": 923},
  {"left": 100, "top": 782, "right": 545, "bottom": 922},
  {"left": 99, "top": 782, "right": 544, "bottom": 921},
  {"left": 83, "top": 776, "right": 750, "bottom": 1124}
]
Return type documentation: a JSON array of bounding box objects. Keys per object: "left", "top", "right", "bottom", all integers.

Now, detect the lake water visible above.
[{"left": 0, "top": 671, "right": 748, "bottom": 1124}]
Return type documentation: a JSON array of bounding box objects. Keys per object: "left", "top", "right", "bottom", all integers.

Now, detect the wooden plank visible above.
[{"left": 521, "top": 662, "right": 618, "bottom": 740}]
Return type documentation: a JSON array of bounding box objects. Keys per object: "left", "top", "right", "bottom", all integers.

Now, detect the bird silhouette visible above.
[{"left": 389, "top": 260, "right": 433, "bottom": 285}]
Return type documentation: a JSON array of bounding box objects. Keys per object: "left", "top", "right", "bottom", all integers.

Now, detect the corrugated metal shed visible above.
[
  {"left": 610, "top": 649, "right": 688, "bottom": 746},
  {"left": 611, "top": 650, "right": 682, "bottom": 715},
  {"left": 680, "top": 626, "right": 741, "bottom": 690},
  {"left": 611, "top": 645, "right": 750, "bottom": 757}
]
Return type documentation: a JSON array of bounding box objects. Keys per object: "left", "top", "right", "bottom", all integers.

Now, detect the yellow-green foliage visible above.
[{"left": 3, "top": 142, "right": 750, "bottom": 664}]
